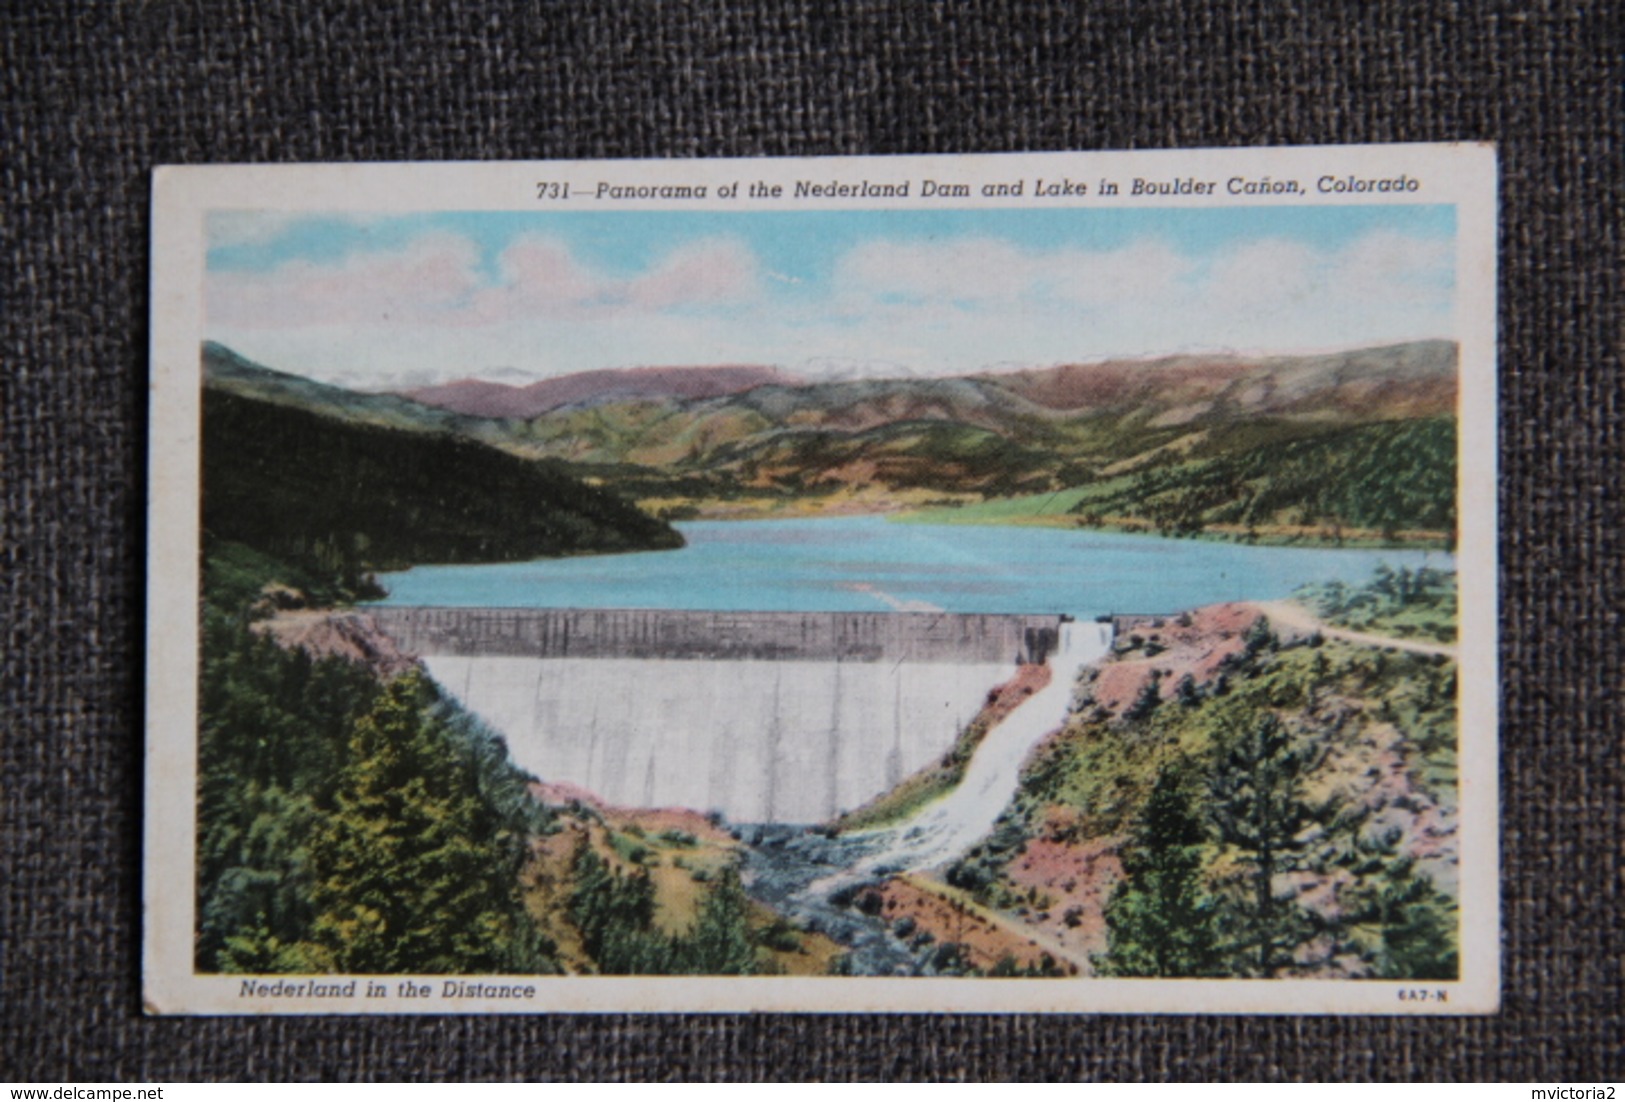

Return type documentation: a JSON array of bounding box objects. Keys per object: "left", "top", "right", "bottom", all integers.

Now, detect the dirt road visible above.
[{"left": 1255, "top": 600, "right": 1458, "bottom": 660}]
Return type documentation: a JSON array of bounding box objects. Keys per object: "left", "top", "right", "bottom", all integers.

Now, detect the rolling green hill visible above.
[{"left": 906, "top": 417, "right": 1456, "bottom": 545}]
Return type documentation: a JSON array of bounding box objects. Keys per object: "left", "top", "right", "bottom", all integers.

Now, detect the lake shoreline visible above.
[
  {"left": 662, "top": 499, "right": 1451, "bottom": 552},
  {"left": 368, "top": 514, "right": 1453, "bottom": 619}
]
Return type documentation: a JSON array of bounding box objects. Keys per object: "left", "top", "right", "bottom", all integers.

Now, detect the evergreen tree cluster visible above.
[
  {"left": 1090, "top": 767, "right": 1223, "bottom": 978},
  {"left": 1093, "top": 702, "right": 1458, "bottom": 981},
  {"left": 197, "top": 597, "right": 557, "bottom": 974},
  {"left": 566, "top": 847, "right": 764, "bottom": 975}
]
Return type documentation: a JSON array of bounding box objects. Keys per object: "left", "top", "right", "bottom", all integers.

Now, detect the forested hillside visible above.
[
  {"left": 1062, "top": 417, "right": 1457, "bottom": 542},
  {"left": 928, "top": 582, "right": 1460, "bottom": 979},
  {"left": 197, "top": 580, "right": 827, "bottom": 976},
  {"left": 204, "top": 341, "right": 507, "bottom": 442},
  {"left": 196, "top": 603, "right": 561, "bottom": 973},
  {"left": 202, "top": 388, "right": 682, "bottom": 591}
]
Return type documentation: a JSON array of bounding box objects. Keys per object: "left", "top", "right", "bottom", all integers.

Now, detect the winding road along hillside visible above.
[{"left": 1256, "top": 600, "right": 1458, "bottom": 659}]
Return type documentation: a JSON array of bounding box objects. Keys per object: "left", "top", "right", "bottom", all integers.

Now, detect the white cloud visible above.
[
  {"left": 208, "top": 233, "right": 483, "bottom": 328},
  {"left": 1331, "top": 229, "right": 1454, "bottom": 299},
  {"left": 462, "top": 236, "right": 599, "bottom": 323},
  {"left": 207, "top": 232, "right": 763, "bottom": 332},
  {"left": 1205, "top": 238, "right": 1323, "bottom": 310},
  {"left": 625, "top": 238, "right": 762, "bottom": 310}
]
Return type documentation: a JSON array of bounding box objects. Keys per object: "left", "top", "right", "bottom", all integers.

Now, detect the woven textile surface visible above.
[{"left": 3, "top": 1, "right": 1619, "bottom": 1082}]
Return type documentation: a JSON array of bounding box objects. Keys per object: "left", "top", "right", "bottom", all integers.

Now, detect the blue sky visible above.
[{"left": 205, "top": 206, "right": 1456, "bottom": 390}]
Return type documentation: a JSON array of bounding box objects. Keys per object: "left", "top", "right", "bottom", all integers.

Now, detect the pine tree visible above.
[
  {"left": 1206, "top": 707, "right": 1322, "bottom": 977},
  {"left": 197, "top": 782, "right": 323, "bottom": 969},
  {"left": 1095, "top": 766, "right": 1224, "bottom": 977},
  {"left": 306, "top": 671, "right": 542, "bottom": 973},
  {"left": 567, "top": 844, "right": 674, "bottom": 973},
  {"left": 1339, "top": 847, "right": 1460, "bottom": 980},
  {"left": 1372, "top": 871, "right": 1459, "bottom": 981},
  {"left": 681, "top": 866, "right": 758, "bottom": 975}
]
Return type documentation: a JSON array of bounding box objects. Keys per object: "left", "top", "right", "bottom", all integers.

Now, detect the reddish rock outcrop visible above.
[{"left": 253, "top": 609, "right": 419, "bottom": 679}]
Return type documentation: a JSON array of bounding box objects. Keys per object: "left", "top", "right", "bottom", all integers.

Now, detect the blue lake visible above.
[{"left": 369, "top": 516, "right": 1450, "bottom": 617}]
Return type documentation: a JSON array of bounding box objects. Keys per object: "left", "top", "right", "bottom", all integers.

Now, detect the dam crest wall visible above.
[{"left": 369, "top": 607, "right": 1068, "bottom": 665}]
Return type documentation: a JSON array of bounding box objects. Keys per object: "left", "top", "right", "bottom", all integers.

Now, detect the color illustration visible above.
[{"left": 183, "top": 183, "right": 1474, "bottom": 993}]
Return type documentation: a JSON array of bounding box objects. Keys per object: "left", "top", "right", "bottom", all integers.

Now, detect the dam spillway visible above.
[{"left": 370, "top": 608, "right": 1078, "bottom": 824}]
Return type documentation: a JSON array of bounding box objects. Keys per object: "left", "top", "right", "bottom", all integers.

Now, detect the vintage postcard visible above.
[{"left": 145, "top": 145, "right": 1498, "bottom": 1014}]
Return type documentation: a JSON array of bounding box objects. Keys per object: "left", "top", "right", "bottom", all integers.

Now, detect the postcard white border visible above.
[{"left": 146, "top": 144, "right": 1499, "bottom": 1015}]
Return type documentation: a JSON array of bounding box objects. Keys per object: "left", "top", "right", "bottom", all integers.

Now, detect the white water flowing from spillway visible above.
[
  {"left": 420, "top": 654, "right": 1016, "bottom": 824},
  {"left": 830, "top": 618, "right": 1114, "bottom": 881}
]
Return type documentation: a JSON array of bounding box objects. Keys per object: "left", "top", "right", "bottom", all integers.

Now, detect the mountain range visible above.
[
  {"left": 204, "top": 339, "right": 1458, "bottom": 544},
  {"left": 404, "top": 364, "right": 801, "bottom": 420}
]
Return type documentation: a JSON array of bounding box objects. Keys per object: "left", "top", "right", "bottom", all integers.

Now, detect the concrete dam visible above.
[{"left": 370, "top": 607, "right": 1102, "bottom": 824}]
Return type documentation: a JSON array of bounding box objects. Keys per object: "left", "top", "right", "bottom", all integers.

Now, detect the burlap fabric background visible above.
[{"left": 3, "top": 1, "right": 1619, "bottom": 1082}]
